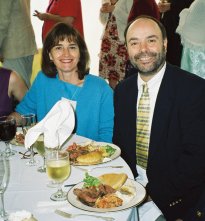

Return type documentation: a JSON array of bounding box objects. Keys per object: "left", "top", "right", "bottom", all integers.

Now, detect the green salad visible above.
[
  {"left": 83, "top": 172, "right": 101, "bottom": 188},
  {"left": 105, "top": 145, "right": 116, "bottom": 156}
]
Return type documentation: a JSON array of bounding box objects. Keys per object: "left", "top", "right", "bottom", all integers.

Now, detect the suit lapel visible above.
[{"left": 149, "top": 66, "right": 175, "bottom": 157}]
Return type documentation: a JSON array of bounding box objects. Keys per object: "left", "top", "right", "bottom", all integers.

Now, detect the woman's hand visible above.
[{"left": 33, "top": 10, "right": 48, "bottom": 21}]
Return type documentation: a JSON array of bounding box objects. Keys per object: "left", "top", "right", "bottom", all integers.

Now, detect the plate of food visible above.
[
  {"left": 66, "top": 142, "right": 121, "bottom": 166},
  {"left": 10, "top": 131, "right": 25, "bottom": 146},
  {"left": 67, "top": 173, "right": 146, "bottom": 212}
]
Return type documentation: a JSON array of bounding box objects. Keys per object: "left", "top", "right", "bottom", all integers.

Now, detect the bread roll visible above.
[
  {"left": 76, "top": 151, "right": 102, "bottom": 165},
  {"left": 98, "top": 173, "right": 128, "bottom": 190}
]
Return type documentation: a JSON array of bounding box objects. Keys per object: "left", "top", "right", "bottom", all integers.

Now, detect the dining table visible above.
[{"left": 1, "top": 134, "right": 142, "bottom": 221}]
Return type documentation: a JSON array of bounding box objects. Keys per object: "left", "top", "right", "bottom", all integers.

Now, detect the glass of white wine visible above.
[
  {"left": 46, "top": 150, "right": 71, "bottom": 201},
  {"left": 34, "top": 135, "right": 46, "bottom": 172}
]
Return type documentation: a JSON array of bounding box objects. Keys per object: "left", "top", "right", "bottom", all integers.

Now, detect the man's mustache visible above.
[{"left": 134, "top": 52, "right": 157, "bottom": 60}]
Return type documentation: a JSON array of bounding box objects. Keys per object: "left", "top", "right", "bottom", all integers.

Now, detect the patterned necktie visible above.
[{"left": 136, "top": 83, "right": 150, "bottom": 169}]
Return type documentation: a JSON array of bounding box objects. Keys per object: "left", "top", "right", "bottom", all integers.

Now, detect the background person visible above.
[
  {"left": 33, "top": 0, "right": 84, "bottom": 41},
  {"left": 13, "top": 23, "right": 114, "bottom": 143},
  {"left": 176, "top": 0, "right": 205, "bottom": 79},
  {"left": 113, "top": 15, "right": 205, "bottom": 220},
  {"left": 128, "top": 0, "right": 160, "bottom": 23},
  {"left": 158, "top": 0, "right": 194, "bottom": 67},
  {"left": 0, "top": 0, "right": 37, "bottom": 88},
  {"left": 98, "top": 0, "right": 133, "bottom": 89},
  {"left": 0, "top": 67, "right": 27, "bottom": 117}
]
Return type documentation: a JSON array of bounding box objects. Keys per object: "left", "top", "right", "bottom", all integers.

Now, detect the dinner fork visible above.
[
  {"left": 73, "top": 165, "right": 124, "bottom": 172},
  {"left": 55, "top": 209, "right": 115, "bottom": 221}
]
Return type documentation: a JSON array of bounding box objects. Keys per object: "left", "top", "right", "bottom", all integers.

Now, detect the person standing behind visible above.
[
  {"left": 33, "top": 0, "right": 84, "bottom": 41},
  {"left": 99, "top": 0, "right": 133, "bottom": 89},
  {"left": 0, "top": 0, "right": 37, "bottom": 88},
  {"left": 0, "top": 67, "right": 27, "bottom": 117},
  {"left": 113, "top": 15, "right": 205, "bottom": 220},
  {"left": 158, "top": 0, "right": 194, "bottom": 67},
  {"left": 128, "top": 0, "right": 160, "bottom": 23},
  {"left": 176, "top": 0, "right": 205, "bottom": 79}
]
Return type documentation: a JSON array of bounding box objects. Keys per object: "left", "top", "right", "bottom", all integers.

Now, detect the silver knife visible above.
[{"left": 55, "top": 209, "right": 115, "bottom": 221}]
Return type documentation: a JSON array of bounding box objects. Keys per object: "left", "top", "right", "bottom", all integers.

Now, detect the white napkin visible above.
[{"left": 24, "top": 98, "right": 75, "bottom": 149}]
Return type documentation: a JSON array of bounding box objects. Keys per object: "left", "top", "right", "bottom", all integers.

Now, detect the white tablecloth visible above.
[{"left": 1, "top": 134, "right": 138, "bottom": 221}]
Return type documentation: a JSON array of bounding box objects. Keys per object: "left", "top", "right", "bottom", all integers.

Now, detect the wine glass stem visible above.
[
  {"left": 0, "top": 192, "right": 6, "bottom": 218},
  {"left": 56, "top": 184, "right": 64, "bottom": 197},
  {"left": 29, "top": 146, "right": 35, "bottom": 163},
  {"left": 43, "top": 156, "right": 46, "bottom": 168}
]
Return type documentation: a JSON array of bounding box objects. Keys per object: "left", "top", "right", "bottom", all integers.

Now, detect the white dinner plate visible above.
[
  {"left": 70, "top": 142, "right": 121, "bottom": 166},
  {"left": 67, "top": 178, "right": 146, "bottom": 212}
]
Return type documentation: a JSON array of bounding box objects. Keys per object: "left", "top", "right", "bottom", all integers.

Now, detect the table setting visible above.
[{"left": 0, "top": 99, "right": 146, "bottom": 221}]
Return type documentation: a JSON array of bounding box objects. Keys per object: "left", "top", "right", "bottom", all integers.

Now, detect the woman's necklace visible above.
[
  {"left": 71, "top": 87, "right": 79, "bottom": 100},
  {"left": 71, "top": 80, "right": 84, "bottom": 100}
]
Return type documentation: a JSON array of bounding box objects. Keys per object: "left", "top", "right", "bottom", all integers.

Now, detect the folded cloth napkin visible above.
[
  {"left": 9, "top": 210, "right": 37, "bottom": 221},
  {"left": 24, "top": 98, "right": 75, "bottom": 149}
]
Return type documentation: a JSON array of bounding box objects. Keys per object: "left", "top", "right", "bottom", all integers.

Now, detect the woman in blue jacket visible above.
[{"left": 15, "top": 23, "right": 114, "bottom": 143}]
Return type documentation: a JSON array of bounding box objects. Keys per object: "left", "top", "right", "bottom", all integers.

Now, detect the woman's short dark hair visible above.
[
  {"left": 42, "top": 23, "right": 90, "bottom": 79},
  {"left": 124, "top": 15, "right": 167, "bottom": 43}
]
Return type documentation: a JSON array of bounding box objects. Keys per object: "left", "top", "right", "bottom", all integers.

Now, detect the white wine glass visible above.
[
  {"left": 46, "top": 150, "right": 71, "bottom": 201},
  {"left": 0, "top": 116, "right": 16, "bottom": 157},
  {"left": 0, "top": 155, "right": 10, "bottom": 220},
  {"left": 34, "top": 135, "right": 46, "bottom": 173},
  {"left": 21, "top": 114, "right": 38, "bottom": 166}
]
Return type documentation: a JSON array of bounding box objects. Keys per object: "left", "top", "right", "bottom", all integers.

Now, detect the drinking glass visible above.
[
  {"left": 46, "top": 150, "right": 71, "bottom": 201},
  {"left": 34, "top": 135, "right": 46, "bottom": 172},
  {"left": 21, "top": 114, "right": 38, "bottom": 166},
  {"left": 0, "top": 116, "right": 16, "bottom": 157},
  {"left": 0, "top": 155, "right": 10, "bottom": 220}
]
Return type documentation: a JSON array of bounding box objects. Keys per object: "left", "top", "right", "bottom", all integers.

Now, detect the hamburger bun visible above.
[
  {"left": 98, "top": 173, "right": 128, "bottom": 190},
  {"left": 76, "top": 151, "right": 103, "bottom": 165}
]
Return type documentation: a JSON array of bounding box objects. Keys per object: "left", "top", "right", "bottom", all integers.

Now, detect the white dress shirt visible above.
[{"left": 136, "top": 63, "right": 166, "bottom": 221}]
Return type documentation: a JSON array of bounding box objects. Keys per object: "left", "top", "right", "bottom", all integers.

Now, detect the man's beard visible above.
[{"left": 131, "top": 46, "right": 166, "bottom": 76}]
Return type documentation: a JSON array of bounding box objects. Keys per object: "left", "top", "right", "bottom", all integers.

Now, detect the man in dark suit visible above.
[{"left": 113, "top": 15, "right": 205, "bottom": 221}]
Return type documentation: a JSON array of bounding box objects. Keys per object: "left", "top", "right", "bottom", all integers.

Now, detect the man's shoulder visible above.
[
  {"left": 166, "top": 63, "right": 205, "bottom": 83},
  {"left": 166, "top": 63, "right": 205, "bottom": 95}
]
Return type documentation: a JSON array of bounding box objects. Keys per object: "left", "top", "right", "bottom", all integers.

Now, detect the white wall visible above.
[{"left": 31, "top": 0, "right": 102, "bottom": 75}]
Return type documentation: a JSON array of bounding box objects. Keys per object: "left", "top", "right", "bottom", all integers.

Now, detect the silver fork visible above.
[
  {"left": 73, "top": 165, "right": 124, "bottom": 172},
  {"left": 55, "top": 209, "right": 115, "bottom": 221}
]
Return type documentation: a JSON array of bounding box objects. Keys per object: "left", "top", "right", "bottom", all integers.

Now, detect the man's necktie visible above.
[{"left": 136, "top": 83, "right": 150, "bottom": 169}]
